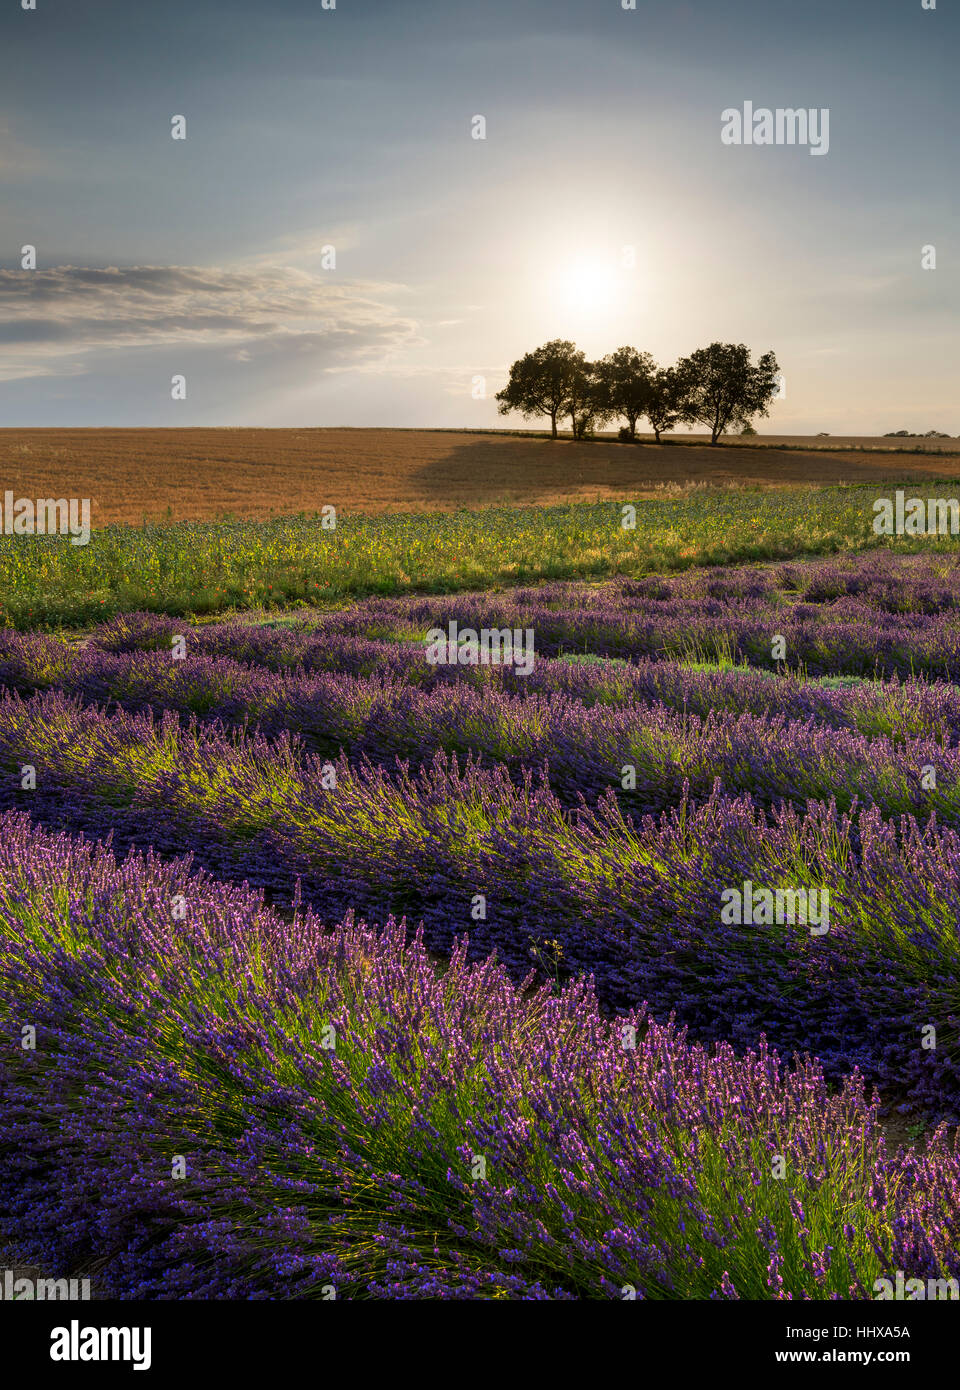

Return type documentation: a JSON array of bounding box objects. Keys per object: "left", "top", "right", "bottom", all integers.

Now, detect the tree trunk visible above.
[
  {"left": 550, "top": 411, "right": 557, "bottom": 440},
  {"left": 653, "top": 427, "right": 660, "bottom": 442}
]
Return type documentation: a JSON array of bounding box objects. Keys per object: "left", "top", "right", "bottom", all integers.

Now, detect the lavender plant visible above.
[{"left": 1, "top": 813, "right": 957, "bottom": 1300}]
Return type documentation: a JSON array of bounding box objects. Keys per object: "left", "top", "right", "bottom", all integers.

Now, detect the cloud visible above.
[{"left": 0, "top": 263, "right": 423, "bottom": 380}]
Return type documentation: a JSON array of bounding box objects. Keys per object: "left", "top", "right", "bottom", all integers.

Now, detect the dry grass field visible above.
[{"left": 2, "top": 427, "right": 959, "bottom": 526}]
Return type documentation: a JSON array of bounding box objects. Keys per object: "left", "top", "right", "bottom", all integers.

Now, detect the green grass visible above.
[
  {"left": 558, "top": 653, "right": 635, "bottom": 669},
  {"left": 676, "top": 661, "right": 884, "bottom": 690},
  {"left": 4, "top": 483, "right": 960, "bottom": 630}
]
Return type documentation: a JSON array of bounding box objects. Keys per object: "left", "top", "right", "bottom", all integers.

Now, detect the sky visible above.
[{"left": 0, "top": 0, "right": 956, "bottom": 433}]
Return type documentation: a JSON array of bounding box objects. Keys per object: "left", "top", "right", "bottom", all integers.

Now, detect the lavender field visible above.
[{"left": 2, "top": 547, "right": 960, "bottom": 1299}]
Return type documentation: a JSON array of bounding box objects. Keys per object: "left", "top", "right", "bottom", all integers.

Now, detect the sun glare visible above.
[
  {"left": 557, "top": 258, "right": 619, "bottom": 314},
  {"left": 519, "top": 232, "right": 647, "bottom": 346}
]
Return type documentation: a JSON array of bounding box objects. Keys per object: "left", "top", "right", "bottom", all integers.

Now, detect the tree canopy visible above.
[
  {"left": 594, "top": 348, "right": 657, "bottom": 440},
  {"left": 674, "top": 342, "right": 781, "bottom": 445},
  {"left": 494, "top": 339, "right": 588, "bottom": 440}
]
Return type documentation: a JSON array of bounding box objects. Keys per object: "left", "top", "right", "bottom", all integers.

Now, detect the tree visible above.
[
  {"left": 495, "top": 340, "right": 588, "bottom": 440},
  {"left": 645, "top": 366, "right": 685, "bottom": 443},
  {"left": 594, "top": 347, "right": 657, "bottom": 440},
  {"left": 674, "top": 342, "right": 780, "bottom": 445},
  {"left": 567, "top": 357, "right": 609, "bottom": 439}
]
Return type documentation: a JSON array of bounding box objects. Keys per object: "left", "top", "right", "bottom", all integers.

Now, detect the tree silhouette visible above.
[
  {"left": 495, "top": 340, "right": 588, "bottom": 440},
  {"left": 594, "top": 347, "right": 657, "bottom": 440},
  {"left": 646, "top": 366, "right": 686, "bottom": 443},
  {"left": 674, "top": 342, "right": 780, "bottom": 445}
]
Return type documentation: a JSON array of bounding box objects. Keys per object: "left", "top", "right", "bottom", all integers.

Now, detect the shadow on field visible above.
[{"left": 408, "top": 435, "right": 960, "bottom": 509}]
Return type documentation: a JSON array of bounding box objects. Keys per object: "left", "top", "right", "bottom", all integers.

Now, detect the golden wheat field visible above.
[{"left": 1, "top": 428, "right": 959, "bottom": 526}]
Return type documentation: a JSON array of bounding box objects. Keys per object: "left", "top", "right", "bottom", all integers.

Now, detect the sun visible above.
[{"left": 557, "top": 258, "right": 618, "bottom": 314}]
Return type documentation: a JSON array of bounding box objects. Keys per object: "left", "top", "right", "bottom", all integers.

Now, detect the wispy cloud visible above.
[{"left": 0, "top": 264, "right": 423, "bottom": 380}]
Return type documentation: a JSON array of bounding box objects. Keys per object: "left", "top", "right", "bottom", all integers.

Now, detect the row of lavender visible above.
[
  {"left": 7, "top": 626, "right": 960, "bottom": 745},
  {"left": 1, "top": 811, "right": 957, "bottom": 1299},
  {"left": 1, "top": 663, "right": 959, "bottom": 824},
  {"left": 1, "top": 687, "right": 959, "bottom": 1113},
  {"left": 89, "top": 551, "right": 960, "bottom": 679},
  {"left": 96, "top": 547, "right": 960, "bottom": 622}
]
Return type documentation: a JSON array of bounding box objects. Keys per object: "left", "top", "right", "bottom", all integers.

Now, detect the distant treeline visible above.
[
  {"left": 884, "top": 429, "right": 953, "bottom": 439},
  {"left": 495, "top": 340, "right": 781, "bottom": 445}
]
